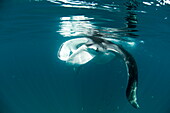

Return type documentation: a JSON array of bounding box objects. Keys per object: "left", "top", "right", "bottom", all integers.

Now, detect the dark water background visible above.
[{"left": 0, "top": 0, "right": 170, "bottom": 113}]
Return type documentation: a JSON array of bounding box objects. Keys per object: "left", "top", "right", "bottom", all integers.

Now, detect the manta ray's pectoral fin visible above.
[
  {"left": 67, "top": 45, "right": 96, "bottom": 65},
  {"left": 107, "top": 44, "right": 140, "bottom": 109},
  {"left": 120, "top": 46, "right": 139, "bottom": 109},
  {"left": 58, "top": 38, "right": 89, "bottom": 61}
]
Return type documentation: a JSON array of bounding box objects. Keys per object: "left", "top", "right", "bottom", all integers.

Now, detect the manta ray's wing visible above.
[
  {"left": 58, "top": 38, "right": 96, "bottom": 65},
  {"left": 58, "top": 38, "right": 89, "bottom": 61},
  {"left": 107, "top": 44, "right": 139, "bottom": 109},
  {"left": 67, "top": 44, "right": 96, "bottom": 65}
]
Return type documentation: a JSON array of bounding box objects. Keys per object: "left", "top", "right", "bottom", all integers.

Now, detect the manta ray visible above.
[{"left": 58, "top": 36, "right": 140, "bottom": 109}]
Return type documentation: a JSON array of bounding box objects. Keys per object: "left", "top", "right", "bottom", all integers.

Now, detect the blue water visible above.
[{"left": 0, "top": 0, "right": 170, "bottom": 113}]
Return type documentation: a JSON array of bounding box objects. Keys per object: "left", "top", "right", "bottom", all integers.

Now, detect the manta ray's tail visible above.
[{"left": 107, "top": 44, "right": 140, "bottom": 109}]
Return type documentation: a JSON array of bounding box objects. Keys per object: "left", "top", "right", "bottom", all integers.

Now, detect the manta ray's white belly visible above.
[{"left": 58, "top": 38, "right": 115, "bottom": 65}]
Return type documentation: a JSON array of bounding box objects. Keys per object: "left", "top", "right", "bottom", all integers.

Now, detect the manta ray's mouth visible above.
[{"left": 58, "top": 37, "right": 140, "bottom": 109}]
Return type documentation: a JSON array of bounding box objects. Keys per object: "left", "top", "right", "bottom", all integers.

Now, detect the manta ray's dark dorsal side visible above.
[
  {"left": 106, "top": 41, "right": 139, "bottom": 109},
  {"left": 110, "top": 44, "right": 139, "bottom": 109},
  {"left": 88, "top": 36, "right": 140, "bottom": 109},
  {"left": 119, "top": 45, "right": 139, "bottom": 109}
]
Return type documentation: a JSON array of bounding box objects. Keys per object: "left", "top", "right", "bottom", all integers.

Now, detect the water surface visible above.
[{"left": 0, "top": 0, "right": 170, "bottom": 113}]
